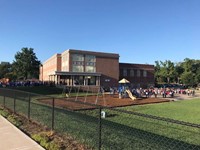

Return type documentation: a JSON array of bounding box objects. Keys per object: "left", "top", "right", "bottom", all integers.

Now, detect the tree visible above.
[
  {"left": 13, "top": 47, "right": 41, "bottom": 80},
  {"left": 174, "top": 63, "right": 184, "bottom": 83},
  {"left": 154, "top": 58, "right": 200, "bottom": 87},
  {"left": 157, "top": 60, "right": 175, "bottom": 83},
  {"left": 154, "top": 61, "right": 161, "bottom": 83},
  {"left": 180, "top": 71, "right": 195, "bottom": 86},
  {"left": 0, "top": 63, "right": 12, "bottom": 79}
]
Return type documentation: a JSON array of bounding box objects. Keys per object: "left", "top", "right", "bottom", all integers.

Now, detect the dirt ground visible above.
[{"left": 39, "top": 94, "right": 170, "bottom": 111}]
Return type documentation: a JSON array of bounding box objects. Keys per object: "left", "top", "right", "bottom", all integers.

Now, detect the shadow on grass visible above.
[{"left": 0, "top": 95, "right": 199, "bottom": 150}]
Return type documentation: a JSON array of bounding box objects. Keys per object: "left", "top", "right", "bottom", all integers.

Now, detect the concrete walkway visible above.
[{"left": 0, "top": 115, "right": 45, "bottom": 150}]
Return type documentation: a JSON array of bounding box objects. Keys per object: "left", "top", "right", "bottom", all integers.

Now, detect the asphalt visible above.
[{"left": 0, "top": 115, "right": 45, "bottom": 150}]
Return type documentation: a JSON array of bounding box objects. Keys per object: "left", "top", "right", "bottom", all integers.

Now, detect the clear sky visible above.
[{"left": 0, "top": 0, "right": 200, "bottom": 64}]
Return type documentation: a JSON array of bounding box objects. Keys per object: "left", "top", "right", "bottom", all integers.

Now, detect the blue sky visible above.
[{"left": 0, "top": 0, "right": 200, "bottom": 64}]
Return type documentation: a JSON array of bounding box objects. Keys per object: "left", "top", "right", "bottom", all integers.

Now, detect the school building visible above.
[{"left": 39, "top": 49, "right": 154, "bottom": 88}]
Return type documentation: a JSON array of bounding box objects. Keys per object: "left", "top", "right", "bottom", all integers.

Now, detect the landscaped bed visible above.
[{"left": 0, "top": 107, "right": 90, "bottom": 150}]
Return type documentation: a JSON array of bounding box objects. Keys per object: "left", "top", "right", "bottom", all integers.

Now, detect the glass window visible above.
[
  {"left": 85, "top": 55, "right": 96, "bottom": 62},
  {"left": 130, "top": 69, "right": 134, "bottom": 77},
  {"left": 72, "top": 54, "right": 84, "bottom": 61},
  {"left": 123, "top": 69, "right": 127, "bottom": 76},
  {"left": 72, "top": 65, "right": 84, "bottom": 72},
  {"left": 72, "top": 54, "right": 84, "bottom": 72},
  {"left": 86, "top": 66, "right": 96, "bottom": 72},
  {"left": 137, "top": 70, "right": 141, "bottom": 77},
  {"left": 143, "top": 70, "right": 147, "bottom": 77},
  {"left": 85, "top": 55, "right": 96, "bottom": 72}
]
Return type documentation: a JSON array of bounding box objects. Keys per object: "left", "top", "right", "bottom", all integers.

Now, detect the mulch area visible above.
[{"left": 39, "top": 94, "right": 170, "bottom": 111}]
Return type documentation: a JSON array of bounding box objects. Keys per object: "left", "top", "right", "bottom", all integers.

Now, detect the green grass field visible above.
[
  {"left": 81, "top": 98, "right": 200, "bottom": 149},
  {"left": 120, "top": 98, "right": 200, "bottom": 124},
  {"left": 0, "top": 87, "right": 200, "bottom": 149}
]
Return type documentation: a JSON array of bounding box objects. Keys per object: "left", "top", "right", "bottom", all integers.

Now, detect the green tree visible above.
[
  {"left": 0, "top": 63, "right": 12, "bottom": 79},
  {"left": 155, "top": 58, "right": 200, "bottom": 87},
  {"left": 154, "top": 61, "right": 161, "bottom": 83},
  {"left": 13, "top": 47, "right": 41, "bottom": 80},
  {"left": 159, "top": 60, "right": 175, "bottom": 83},
  {"left": 180, "top": 71, "right": 195, "bottom": 86},
  {"left": 174, "top": 63, "right": 184, "bottom": 83}
]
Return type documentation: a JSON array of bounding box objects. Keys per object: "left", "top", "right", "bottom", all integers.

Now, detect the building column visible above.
[
  {"left": 57, "top": 75, "right": 60, "bottom": 84},
  {"left": 53, "top": 75, "right": 55, "bottom": 84},
  {"left": 96, "top": 76, "right": 100, "bottom": 86}
]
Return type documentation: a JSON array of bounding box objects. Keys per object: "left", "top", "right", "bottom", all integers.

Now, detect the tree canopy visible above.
[
  {"left": 155, "top": 58, "right": 200, "bottom": 87},
  {"left": 13, "top": 47, "right": 41, "bottom": 80}
]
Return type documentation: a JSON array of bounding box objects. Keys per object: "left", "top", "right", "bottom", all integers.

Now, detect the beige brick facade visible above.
[{"left": 39, "top": 54, "right": 61, "bottom": 82}]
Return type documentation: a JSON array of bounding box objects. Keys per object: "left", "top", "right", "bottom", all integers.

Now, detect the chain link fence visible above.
[{"left": 0, "top": 88, "right": 200, "bottom": 150}]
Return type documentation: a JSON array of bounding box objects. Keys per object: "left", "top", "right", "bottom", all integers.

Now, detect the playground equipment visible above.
[
  {"left": 95, "top": 86, "right": 106, "bottom": 106},
  {"left": 62, "top": 86, "right": 72, "bottom": 98},
  {"left": 62, "top": 85, "right": 106, "bottom": 106},
  {"left": 126, "top": 89, "right": 136, "bottom": 100}
]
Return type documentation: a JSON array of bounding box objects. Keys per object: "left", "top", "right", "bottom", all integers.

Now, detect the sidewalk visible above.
[{"left": 0, "top": 115, "right": 45, "bottom": 150}]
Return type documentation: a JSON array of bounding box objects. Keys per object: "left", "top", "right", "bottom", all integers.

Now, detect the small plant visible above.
[
  {"left": 7, "top": 114, "right": 22, "bottom": 127},
  {"left": 31, "top": 131, "right": 62, "bottom": 150},
  {"left": 0, "top": 109, "right": 9, "bottom": 117}
]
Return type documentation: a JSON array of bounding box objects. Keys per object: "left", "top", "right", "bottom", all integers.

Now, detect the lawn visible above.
[
  {"left": 120, "top": 98, "right": 200, "bottom": 124},
  {"left": 1, "top": 87, "right": 200, "bottom": 149},
  {"left": 81, "top": 99, "right": 200, "bottom": 149}
]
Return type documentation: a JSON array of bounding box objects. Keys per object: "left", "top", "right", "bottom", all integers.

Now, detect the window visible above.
[
  {"left": 85, "top": 66, "right": 96, "bottom": 72},
  {"left": 130, "top": 69, "right": 134, "bottom": 77},
  {"left": 72, "top": 54, "right": 84, "bottom": 61},
  {"left": 123, "top": 69, "right": 127, "bottom": 76},
  {"left": 143, "top": 70, "right": 147, "bottom": 77},
  {"left": 137, "top": 70, "right": 141, "bottom": 77},
  {"left": 72, "top": 54, "right": 84, "bottom": 72},
  {"left": 85, "top": 55, "right": 95, "bottom": 62},
  {"left": 72, "top": 66, "right": 84, "bottom": 72},
  {"left": 85, "top": 55, "right": 96, "bottom": 72}
]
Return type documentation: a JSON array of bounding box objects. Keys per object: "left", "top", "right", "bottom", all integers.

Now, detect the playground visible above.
[
  {"left": 37, "top": 78, "right": 172, "bottom": 110},
  {"left": 38, "top": 92, "right": 170, "bottom": 111}
]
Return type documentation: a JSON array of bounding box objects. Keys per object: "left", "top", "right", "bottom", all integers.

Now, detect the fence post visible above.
[
  {"left": 51, "top": 97, "right": 55, "bottom": 130},
  {"left": 28, "top": 93, "right": 31, "bottom": 120},
  {"left": 3, "top": 95, "right": 5, "bottom": 109},
  {"left": 13, "top": 90, "right": 16, "bottom": 113},
  {"left": 98, "top": 106, "right": 102, "bottom": 150}
]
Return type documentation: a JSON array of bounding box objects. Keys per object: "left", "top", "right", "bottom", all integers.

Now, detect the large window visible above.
[
  {"left": 72, "top": 54, "right": 96, "bottom": 72},
  {"left": 72, "top": 54, "right": 84, "bottom": 61},
  {"left": 137, "top": 70, "right": 141, "bottom": 77},
  {"left": 85, "top": 55, "right": 96, "bottom": 72},
  {"left": 130, "top": 69, "right": 134, "bottom": 77},
  {"left": 85, "top": 55, "right": 95, "bottom": 62},
  {"left": 123, "top": 69, "right": 127, "bottom": 76},
  {"left": 72, "top": 66, "right": 84, "bottom": 72},
  {"left": 143, "top": 70, "right": 147, "bottom": 77},
  {"left": 72, "top": 54, "right": 84, "bottom": 72}
]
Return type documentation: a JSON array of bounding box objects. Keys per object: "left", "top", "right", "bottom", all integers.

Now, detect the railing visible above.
[{"left": 0, "top": 88, "right": 200, "bottom": 150}]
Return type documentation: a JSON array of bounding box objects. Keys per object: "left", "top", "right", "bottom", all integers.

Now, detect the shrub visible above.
[
  {"left": 0, "top": 109, "right": 9, "bottom": 117},
  {"left": 31, "top": 131, "right": 61, "bottom": 150},
  {"left": 7, "top": 114, "right": 22, "bottom": 127}
]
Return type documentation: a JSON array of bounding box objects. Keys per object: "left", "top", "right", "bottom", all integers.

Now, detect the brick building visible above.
[
  {"left": 119, "top": 63, "right": 154, "bottom": 88},
  {"left": 40, "top": 49, "right": 154, "bottom": 88},
  {"left": 40, "top": 49, "right": 119, "bottom": 87}
]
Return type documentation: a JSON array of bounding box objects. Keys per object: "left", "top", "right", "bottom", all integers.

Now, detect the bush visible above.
[
  {"left": 7, "top": 114, "right": 22, "bottom": 127},
  {"left": 0, "top": 109, "right": 9, "bottom": 117},
  {"left": 31, "top": 131, "right": 61, "bottom": 150}
]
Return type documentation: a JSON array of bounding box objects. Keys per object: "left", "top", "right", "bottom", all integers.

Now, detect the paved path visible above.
[
  {"left": 167, "top": 92, "right": 200, "bottom": 101},
  {"left": 0, "top": 115, "right": 44, "bottom": 150}
]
